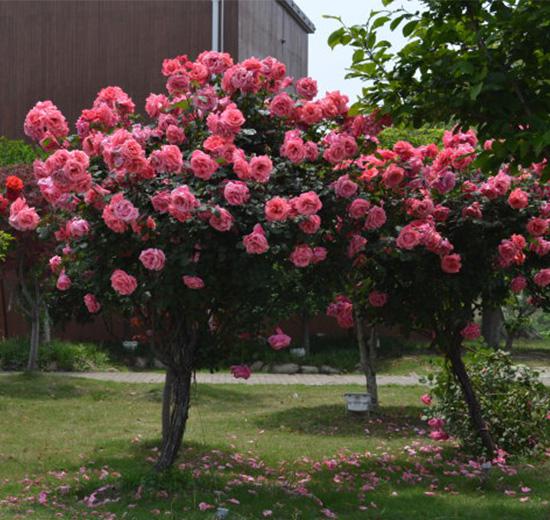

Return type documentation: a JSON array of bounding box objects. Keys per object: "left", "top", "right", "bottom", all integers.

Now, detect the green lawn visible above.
[{"left": 0, "top": 374, "right": 548, "bottom": 519}]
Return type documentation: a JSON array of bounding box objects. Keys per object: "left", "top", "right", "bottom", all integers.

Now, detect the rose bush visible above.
[
  {"left": 327, "top": 129, "right": 549, "bottom": 455},
  {"left": 25, "top": 51, "right": 384, "bottom": 469}
]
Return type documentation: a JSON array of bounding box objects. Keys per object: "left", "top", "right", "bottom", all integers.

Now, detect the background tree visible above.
[
  {"left": 0, "top": 164, "right": 46, "bottom": 370},
  {"left": 328, "top": 0, "right": 550, "bottom": 346},
  {"left": 329, "top": 128, "right": 549, "bottom": 456}
]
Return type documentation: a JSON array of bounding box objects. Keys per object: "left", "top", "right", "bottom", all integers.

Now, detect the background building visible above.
[{"left": 0, "top": 0, "right": 314, "bottom": 139}]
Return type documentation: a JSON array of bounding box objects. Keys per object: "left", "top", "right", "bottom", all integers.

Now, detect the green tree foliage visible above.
[{"left": 327, "top": 0, "right": 550, "bottom": 178}]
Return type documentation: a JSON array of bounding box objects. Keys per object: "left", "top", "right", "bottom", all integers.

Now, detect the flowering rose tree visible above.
[
  {"left": 23, "top": 52, "right": 384, "bottom": 469},
  {"left": 327, "top": 129, "right": 549, "bottom": 455},
  {"left": 0, "top": 164, "right": 49, "bottom": 369}
]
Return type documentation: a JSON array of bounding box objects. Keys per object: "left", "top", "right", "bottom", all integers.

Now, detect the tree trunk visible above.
[
  {"left": 354, "top": 309, "right": 378, "bottom": 408},
  {"left": 446, "top": 342, "right": 496, "bottom": 457},
  {"left": 154, "top": 324, "right": 197, "bottom": 471},
  {"left": 42, "top": 306, "right": 52, "bottom": 344},
  {"left": 27, "top": 302, "right": 40, "bottom": 372},
  {"left": 301, "top": 307, "right": 311, "bottom": 356},
  {"left": 155, "top": 365, "right": 193, "bottom": 471},
  {"left": 481, "top": 302, "right": 504, "bottom": 349}
]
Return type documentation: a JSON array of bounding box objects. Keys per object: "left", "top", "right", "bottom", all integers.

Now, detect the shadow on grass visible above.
[
  {"left": 254, "top": 403, "right": 424, "bottom": 437},
  {"left": 0, "top": 373, "right": 97, "bottom": 400}
]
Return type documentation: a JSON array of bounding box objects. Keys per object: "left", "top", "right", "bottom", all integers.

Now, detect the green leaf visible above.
[
  {"left": 381, "top": 0, "right": 394, "bottom": 5},
  {"left": 352, "top": 49, "right": 365, "bottom": 63},
  {"left": 541, "top": 164, "right": 550, "bottom": 183},
  {"left": 347, "top": 102, "right": 362, "bottom": 116},
  {"left": 402, "top": 20, "right": 419, "bottom": 37},
  {"left": 372, "top": 16, "right": 390, "bottom": 30},
  {"left": 390, "top": 14, "right": 408, "bottom": 31},
  {"left": 170, "top": 98, "right": 189, "bottom": 111},
  {"left": 328, "top": 27, "right": 346, "bottom": 49},
  {"left": 469, "top": 82, "right": 483, "bottom": 100}
]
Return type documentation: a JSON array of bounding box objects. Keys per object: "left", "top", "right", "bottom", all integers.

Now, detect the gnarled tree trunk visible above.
[
  {"left": 445, "top": 337, "right": 496, "bottom": 457},
  {"left": 354, "top": 309, "right": 378, "bottom": 408},
  {"left": 481, "top": 301, "right": 504, "bottom": 349},
  {"left": 301, "top": 307, "right": 311, "bottom": 356},
  {"left": 154, "top": 323, "right": 197, "bottom": 471}
]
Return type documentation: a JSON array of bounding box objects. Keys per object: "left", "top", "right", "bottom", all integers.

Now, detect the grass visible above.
[{"left": 0, "top": 374, "right": 549, "bottom": 519}]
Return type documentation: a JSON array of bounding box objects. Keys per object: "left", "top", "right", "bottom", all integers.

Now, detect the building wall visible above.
[
  {"left": 237, "top": 0, "right": 308, "bottom": 79},
  {"left": 0, "top": 0, "right": 212, "bottom": 139}
]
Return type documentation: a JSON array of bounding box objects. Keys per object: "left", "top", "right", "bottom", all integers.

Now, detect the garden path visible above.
[{"left": 4, "top": 369, "right": 548, "bottom": 386}]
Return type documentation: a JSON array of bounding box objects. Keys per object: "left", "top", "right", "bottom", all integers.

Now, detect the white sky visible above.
[{"left": 297, "top": 0, "right": 423, "bottom": 102}]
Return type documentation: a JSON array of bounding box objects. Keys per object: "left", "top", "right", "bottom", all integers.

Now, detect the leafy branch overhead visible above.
[{"left": 326, "top": 0, "right": 550, "bottom": 179}]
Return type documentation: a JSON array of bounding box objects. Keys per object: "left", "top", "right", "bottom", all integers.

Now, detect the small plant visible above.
[
  {"left": 0, "top": 338, "right": 111, "bottom": 371},
  {"left": 0, "top": 137, "right": 41, "bottom": 166},
  {"left": 422, "top": 348, "right": 550, "bottom": 457}
]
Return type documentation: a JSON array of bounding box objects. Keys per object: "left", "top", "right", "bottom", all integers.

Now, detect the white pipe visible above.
[
  {"left": 220, "top": 0, "right": 225, "bottom": 52},
  {"left": 211, "top": 0, "right": 220, "bottom": 52}
]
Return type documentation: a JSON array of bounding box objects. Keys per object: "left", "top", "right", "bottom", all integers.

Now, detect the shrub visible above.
[
  {"left": 377, "top": 126, "right": 445, "bottom": 149},
  {"left": 422, "top": 349, "right": 550, "bottom": 456},
  {"left": 0, "top": 338, "right": 111, "bottom": 371},
  {"left": 0, "top": 137, "right": 41, "bottom": 166}
]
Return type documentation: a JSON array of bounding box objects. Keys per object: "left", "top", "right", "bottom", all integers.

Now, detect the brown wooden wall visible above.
[
  {"left": 0, "top": 0, "right": 213, "bottom": 139},
  {"left": 236, "top": 0, "right": 308, "bottom": 79},
  {"left": 0, "top": 0, "right": 311, "bottom": 140}
]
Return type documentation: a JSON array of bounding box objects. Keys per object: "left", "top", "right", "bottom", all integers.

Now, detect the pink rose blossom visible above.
[
  {"left": 268, "top": 327, "right": 291, "bottom": 350},
  {"left": 269, "top": 93, "right": 295, "bottom": 118},
  {"left": 299, "top": 215, "right": 321, "bottom": 234},
  {"left": 209, "top": 206, "right": 233, "bottom": 231},
  {"left": 139, "top": 248, "right": 166, "bottom": 271},
  {"left": 526, "top": 217, "right": 548, "bottom": 237},
  {"left": 296, "top": 77, "right": 318, "bottom": 100},
  {"left": 149, "top": 145, "right": 183, "bottom": 173},
  {"left": 265, "top": 197, "right": 290, "bottom": 222},
  {"left": 348, "top": 234, "right": 367, "bottom": 258},
  {"left": 382, "top": 164, "right": 405, "bottom": 189},
  {"left": 333, "top": 175, "right": 358, "bottom": 198},
  {"left": 110, "top": 269, "right": 138, "bottom": 295},
  {"left": 182, "top": 275, "right": 205, "bottom": 289},
  {"left": 364, "top": 206, "right": 387, "bottom": 230},
  {"left": 461, "top": 322, "right": 481, "bottom": 340},
  {"left": 8, "top": 198, "right": 41, "bottom": 231},
  {"left": 243, "top": 224, "right": 269, "bottom": 254},
  {"left": 427, "top": 417, "right": 445, "bottom": 429},
  {"left": 230, "top": 364, "right": 251, "bottom": 379},
  {"left": 508, "top": 188, "right": 529, "bottom": 209},
  {"left": 534, "top": 268, "right": 550, "bottom": 287},
  {"left": 224, "top": 181, "right": 250, "bottom": 206},
  {"left": 68, "top": 218, "right": 90, "bottom": 238},
  {"left": 396, "top": 227, "right": 421, "bottom": 250},
  {"left": 429, "top": 430, "right": 450, "bottom": 441},
  {"left": 312, "top": 246, "right": 327, "bottom": 263},
  {"left": 348, "top": 198, "right": 371, "bottom": 219},
  {"left": 510, "top": 276, "right": 527, "bottom": 293},
  {"left": 56, "top": 271, "right": 72, "bottom": 291},
  {"left": 293, "top": 191, "right": 322, "bottom": 215},
  {"left": 421, "top": 394, "right": 432, "bottom": 405},
  {"left": 49, "top": 255, "right": 62, "bottom": 273},
  {"left": 441, "top": 254, "right": 462, "bottom": 274},
  {"left": 290, "top": 244, "right": 313, "bottom": 267},
  {"left": 368, "top": 291, "right": 388, "bottom": 307},
  {"left": 84, "top": 294, "right": 101, "bottom": 313},
  {"left": 280, "top": 138, "right": 306, "bottom": 163},
  {"left": 190, "top": 150, "right": 218, "bottom": 180},
  {"left": 249, "top": 155, "right": 273, "bottom": 183}
]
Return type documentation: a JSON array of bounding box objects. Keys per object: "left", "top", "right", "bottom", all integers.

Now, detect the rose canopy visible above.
[{"left": 25, "top": 51, "right": 381, "bottom": 469}]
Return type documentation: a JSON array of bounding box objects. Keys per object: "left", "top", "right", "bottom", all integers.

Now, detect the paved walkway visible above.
[{"left": 5, "top": 369, "right": 547, "bottom": 386}]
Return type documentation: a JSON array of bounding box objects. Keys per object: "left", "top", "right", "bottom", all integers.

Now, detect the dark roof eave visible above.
[{"left": 276, "top": 0, "right": 316, "bottom": 34}]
